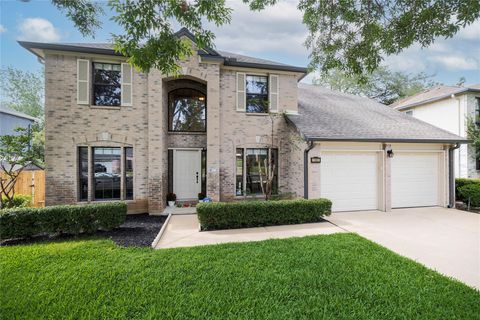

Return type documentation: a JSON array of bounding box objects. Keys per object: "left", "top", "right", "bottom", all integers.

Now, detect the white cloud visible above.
[
  {"left": 206, "top": 0, "right": 308, "bottom": 57},
  {"left": 0, "top": 25, "right": 6, "bottom": 33},
  {"left": 457, "top": 19, "right": 480, "bottom": 41},
  {"left": 430, "top": 55, "right": 479, "bottom": 70},
  {"left": 17, "top": 18, "right": 61, "bottom": 42}
]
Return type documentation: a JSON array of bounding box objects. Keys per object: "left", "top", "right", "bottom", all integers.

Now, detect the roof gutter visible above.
[
  {"left": 303, "top": 141, "right": 314, "bottom": 199},
  {"left": 304, "top": 137, "right": 470, "bottom": 144},
  {"left": 448, "top": 143, "right": 461, "bottom": 208}
]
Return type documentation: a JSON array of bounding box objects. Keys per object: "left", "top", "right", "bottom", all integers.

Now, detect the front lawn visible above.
[{"left": 1, "top": 234, "right": 478, "bottom": 319}]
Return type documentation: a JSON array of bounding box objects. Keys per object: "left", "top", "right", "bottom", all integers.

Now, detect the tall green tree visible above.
[
  {"left": 0, "top": 67, "right": 44, "bottom": 119},
  {"left": 43, "top": 0, "right": 479, "bottom": 76},
  {"left": 466, "top": 118, "right": 480, "bottom": 168},
  {"left": 0, "top": 67, "right": 45, "bottom": 164},
  {"left": 313, "top": 67, "right": 439, "bottom": 105}
]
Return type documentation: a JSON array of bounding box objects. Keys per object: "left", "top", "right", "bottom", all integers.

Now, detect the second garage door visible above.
[
  {"left": 391, "top": 152, "right": 440, "bottom": 208},
  {"left": 320, "top": 152, "right": 380, "bottom": 212}
]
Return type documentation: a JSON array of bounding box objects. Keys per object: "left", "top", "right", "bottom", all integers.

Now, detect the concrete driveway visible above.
[{"left": 326, "top": 207, "right": 480, "bottom": 289}]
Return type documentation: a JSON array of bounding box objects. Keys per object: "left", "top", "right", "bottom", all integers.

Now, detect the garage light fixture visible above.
[{"left": 386, "top": 146, "right": 394, "bottom": 158}]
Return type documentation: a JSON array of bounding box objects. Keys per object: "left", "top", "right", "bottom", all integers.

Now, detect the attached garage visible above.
[
  {"left": 391, "top": 152, "right": 443, "bottom": 208},
  {"left": 320, "top": 151, "right": 381, "bottom": 212},
  {"left": 287, "top": 84, "right": 468, "bottom": 212}
]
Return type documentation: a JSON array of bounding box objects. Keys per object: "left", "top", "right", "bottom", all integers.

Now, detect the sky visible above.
[{"left": 1, "top": 0, "right": 479, "bottom": 86}]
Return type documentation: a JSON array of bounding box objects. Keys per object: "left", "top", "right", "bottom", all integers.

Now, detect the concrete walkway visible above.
[
  {"left": 327, "top": 207, "right": 480, "bottom": 289},
  {"left": 154, "top": 214, "right": 344, "bottom": 249}
]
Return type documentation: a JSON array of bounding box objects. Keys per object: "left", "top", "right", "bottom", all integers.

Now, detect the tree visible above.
[
  {"left": 0, "top": 127, "right": 41, "bottom": 209},
  {"left": 44, "top": 0, "right": 478, "bottom": 76},
  {"left": 466, "top": 117, "right": 479, "bottom": 169},
  {"left": 313, "top": 66, "right": 439, "bottom": 105},
  {"left": 0, "top": 67, "right": 44, "bottom": 118},
  {"left": 0, "top": 67, "right": 45, "bottom": 165}
]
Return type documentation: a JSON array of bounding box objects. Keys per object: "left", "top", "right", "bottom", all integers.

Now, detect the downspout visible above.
[
  {"left": 448, "top": 143, "right": 461, "bottom": 208},
  {"left": 304, "top": 140, "right": 314, "bottom": 199}
]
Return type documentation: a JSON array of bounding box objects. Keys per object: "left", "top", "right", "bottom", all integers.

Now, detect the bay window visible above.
[
  {"left": 77, "top": 146, "right": 133, "bottom": 201},
  {"left": 236, "top": 148, "right": 278, "bottom": 196}
]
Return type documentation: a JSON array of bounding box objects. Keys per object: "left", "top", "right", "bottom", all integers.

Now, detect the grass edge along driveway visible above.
[{"left": 1, "top": 233, "right": 479, "bottom": 319}]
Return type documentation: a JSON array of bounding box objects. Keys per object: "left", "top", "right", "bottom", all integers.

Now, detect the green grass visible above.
[{"left": 1, "top": 234, "right": 479, "bottom": 319}]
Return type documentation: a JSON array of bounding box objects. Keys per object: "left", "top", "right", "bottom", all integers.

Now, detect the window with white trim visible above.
[{"left": 246, "top": 75, "right": 269, "bottom": 113}]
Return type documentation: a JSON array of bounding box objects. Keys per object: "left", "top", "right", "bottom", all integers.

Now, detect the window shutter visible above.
[
  {"left": 121, "top": 63, "right": 133, "bottom": 106},
  {"left": 77, "top": 59, "right": 89, "bottom": 105},
  {"left": 236, "top": 72, "right": 246, "bottom": 111},
  {"left": 269, "top": 74, "right": 279, "bottom": 112}
]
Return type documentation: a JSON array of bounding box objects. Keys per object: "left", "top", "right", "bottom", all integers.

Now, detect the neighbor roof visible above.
[
  {"left": 391, "top": 84, "right": 480, "bottom": 111},
  {"left": 0, "top": 105, "right": 39, "bottom": 122},
  {"left": 286, "top": 84, "right": 468, "bottom": 144},
  {"left": 18, "top": 28, "right": 307, "bottom": 74}
]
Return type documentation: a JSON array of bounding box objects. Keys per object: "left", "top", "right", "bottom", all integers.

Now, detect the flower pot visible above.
[{"left": 168, "top": 201, "right": 175, "bottom": 207}]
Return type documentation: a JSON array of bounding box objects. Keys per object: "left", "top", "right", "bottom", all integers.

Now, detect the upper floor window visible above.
[
  {"left": 93, "top": 63, "right": 121, "bottom": 106},
  {"left": 168, "top": 88, "right": 206, "bottom": 132},
  {"left": 246, "top": 75, "right": 268, "bottom": 113}
]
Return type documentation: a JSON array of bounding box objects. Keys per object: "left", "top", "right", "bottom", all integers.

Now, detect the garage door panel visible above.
[
  {"left": 392, "top": 153, "right": 439, "bottom": 208},
  {"left": 320, "top": 152, "right": 379, "bottom": 212}
]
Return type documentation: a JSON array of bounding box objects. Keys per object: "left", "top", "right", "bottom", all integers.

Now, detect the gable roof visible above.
[
  {"left": 286, "top": 84, "right": 468, "bottom": 144},
  {"left": 0, "top": 104, "right": 39, "bottom": 122},
  {"left": 18, "top": 28, "right": 307, "bottom": 74},
  {"left": 391, "top": 84, "right": 480, "bottom": 110}
]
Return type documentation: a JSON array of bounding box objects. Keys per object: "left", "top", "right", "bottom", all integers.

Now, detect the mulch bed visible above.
[
  {"left": 455, "top": 202, "right": 480, "bottom": 214},
  {"left": 1, "top": 214, "right": 167, "bottom": 248}
]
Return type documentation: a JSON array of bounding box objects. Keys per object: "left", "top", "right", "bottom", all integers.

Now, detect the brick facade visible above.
[{"left": 43, "top": 49, "right": 305, "bottom": 213}]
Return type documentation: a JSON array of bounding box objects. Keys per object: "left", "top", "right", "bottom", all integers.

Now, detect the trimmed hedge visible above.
[
  {"left": 0, "top": 202, "right": 127, "bottom": 240},
  {"left": 197, "top": 198, "right": 332, "bottom": 231},
  {"left": 455, "top": 178, "right": 480, "bottom": 201},
  {"left": 458, "top": 184, "right": 480, "bottom": 207}
]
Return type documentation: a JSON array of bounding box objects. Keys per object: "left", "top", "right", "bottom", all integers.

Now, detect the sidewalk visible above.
[{"left": 154, "top": 214, "right": 344, "bottom": 249}]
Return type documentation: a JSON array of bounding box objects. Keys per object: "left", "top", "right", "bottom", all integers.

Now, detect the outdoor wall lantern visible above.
[
  {"left": 311, "top": 156, "right": 321, "bottom": 163},
  {"left": 386, "top": 146, "right": 394, "bottom": 158}
]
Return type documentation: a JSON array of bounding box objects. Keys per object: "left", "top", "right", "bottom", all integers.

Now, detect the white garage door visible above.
[
  {"left": 391, "top": 152, "right": 439, "bottom": 208},
  {"left": 320, "top": 152, "right": 379, "bottom": 212}
]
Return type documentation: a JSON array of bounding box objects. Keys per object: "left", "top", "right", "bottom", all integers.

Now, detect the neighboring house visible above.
[
  {"left": 391, "top": 85, "right": 480, "bottom": 179},
  {"left": 0, "top": 105, "right": 38, "bottom": 136},
  {"left": 19, "top": 28, "right": 467, "bottom": 214}
]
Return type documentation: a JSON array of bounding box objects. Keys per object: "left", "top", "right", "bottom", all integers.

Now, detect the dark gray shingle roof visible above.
[
  {"left": 18, "top": 28, "right": 307, "bottom": 74},
  {"left": 287, "top": 84, "right": 467, "bottom": 143}
]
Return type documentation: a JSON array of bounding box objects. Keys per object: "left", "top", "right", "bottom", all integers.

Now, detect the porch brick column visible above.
[
  {"left": 147, "top": 70, "right": 166, "bottom": 213},
  {"left": 206, "top": 68, "right": 221, "bottom": 201}
]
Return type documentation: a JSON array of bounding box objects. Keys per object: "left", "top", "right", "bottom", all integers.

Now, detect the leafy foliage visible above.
[
  {"left": 0, "top": 202, "right": 127, "bottom": 240},
  {"left": 0, "top": 67, "right": 44, "bottom": 118},
  {"left": 313, "top": 66, "right": 439, "bottom": 105},
  {"left": 458, "top": 184, "right": 480, "bottom": 207},
  {"left": 51, "top": 0, "right": 479, "bottom": 76},
  {"left": 197, "top": 198, "right": 331, "bottom": 230},
  {"left": 0, "top": 127, "right": 42, "bottom": 209},
  {"left": 466, "top": 117, "right": 480, "bottom": 168},
  {"left": 455, "top": 178, "right": 480, "bottom": 201},
  {"left": 0, "top": 194, "right": 32, "bottom": 209}
]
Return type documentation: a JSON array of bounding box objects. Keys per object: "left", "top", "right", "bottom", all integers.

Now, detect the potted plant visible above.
[
  {"left": 198, "top": 192, "right": 206, "bottom": 201},
  {"left": 166, "top": 192, "right": 176, "bottom": 207}
]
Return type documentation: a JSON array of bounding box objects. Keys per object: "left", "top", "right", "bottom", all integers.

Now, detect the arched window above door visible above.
[{"left": 168, "top": 88, "right": 206, "bottom": 132}]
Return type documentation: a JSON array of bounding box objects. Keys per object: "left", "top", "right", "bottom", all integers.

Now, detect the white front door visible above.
[
  {"left": 320, "top": 151, "right": 380, "bottom": 212},
  {"left": 391, "top": 152, "right": 439, "bottom": 208},
  {"left": 173, "top": 149, "right": 202, "bottom": 199}
]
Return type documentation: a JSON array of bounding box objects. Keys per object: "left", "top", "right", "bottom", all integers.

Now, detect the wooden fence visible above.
[{"left": 1, "top": 170, "right": 45, "bottom": 207}]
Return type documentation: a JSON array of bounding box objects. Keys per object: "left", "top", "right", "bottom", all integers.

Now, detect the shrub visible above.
[
  {"left": 455, "top": 178, "right": 480, "bottom": 201},
  {"left": 1, "top": 194, "right": 32, "bottom": 209},
  {"left": 458, "top": 184, "right": 480, "bottom": 207},
  {"left": 0, "top": 202, "right": 127, "bottom": 240},
  {"left": 197, "top": 198, "right": 332, "bottom": 231}
]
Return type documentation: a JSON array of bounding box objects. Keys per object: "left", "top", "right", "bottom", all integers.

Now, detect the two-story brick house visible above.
[{"left": 20, "top": 28, "right": 467, "bottom": 214}]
